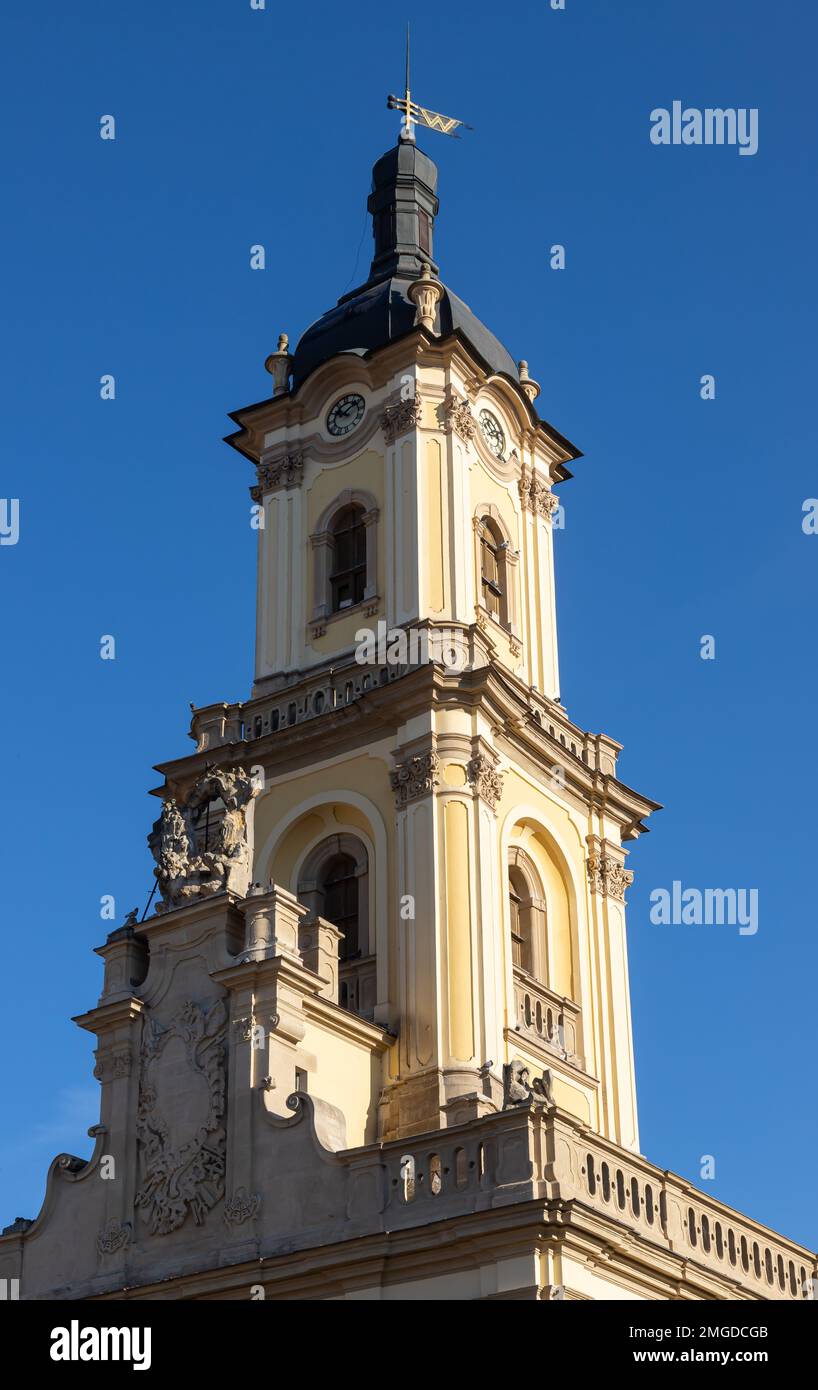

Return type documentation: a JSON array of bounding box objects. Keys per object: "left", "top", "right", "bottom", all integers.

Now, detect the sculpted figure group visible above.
[{"left": 148, "top": 766, "right": 257, "bottom": 912}]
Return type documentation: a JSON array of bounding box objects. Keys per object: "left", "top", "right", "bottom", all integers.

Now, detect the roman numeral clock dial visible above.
[
  {"left": 478, "top": 408, "right": 506, "bottom": 460},
  {"left": 327, "top": 393, "right": 365, "bottom": 437}
]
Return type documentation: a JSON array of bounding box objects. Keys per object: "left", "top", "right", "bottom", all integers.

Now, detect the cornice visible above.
[
  {"left": 225, "top": 330, "right": 581, "bottom": 478},
  {"left": 153, "top": 659, "right": 660, "bottom": 839}
]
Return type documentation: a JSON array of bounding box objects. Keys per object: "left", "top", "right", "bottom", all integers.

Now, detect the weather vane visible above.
[{"left": 387, "top": 24, "right": 472, "bottom": 141}]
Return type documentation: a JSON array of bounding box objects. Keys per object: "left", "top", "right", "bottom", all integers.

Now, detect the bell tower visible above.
[
  {"left": 219, "top": 130, "right": 658, "bottom": 1149},
  {"left": 7, "top": 123, "right": 815, "bottom": 1309}
]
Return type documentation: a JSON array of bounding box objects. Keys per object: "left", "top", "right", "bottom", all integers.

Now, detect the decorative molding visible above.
[
  {"left": 135, "top": 998, "right": 227, "bottom": 1236},
  {"left": 467, "top": 754, "right": 504, "bottom": 811},
  {"left": 441, "top": 389, "right": 476, "bottom": 443},
  {"left": 390, "top": 751, "right": 439, "bottom": 807},
  {"left": 250, "top": 451, "right": 304, "bottom": 502},
  {"left": 518, "top": 462, "right": 557, "bottom": 517},
  {"left": 223, "top": 1188, "right": 262, "bottom": 1227},
  {"left": 96, "top": 1219, "right": 132, "bottom": 1257},
  {"left": 381, "top": 390, "right": 423, "bottom": 445},
  {"left": 587, "top": 854, "right": 634, "bottom": 902},
  {"left": 605, "top": 861, "right": 634, "bottom": 901}
]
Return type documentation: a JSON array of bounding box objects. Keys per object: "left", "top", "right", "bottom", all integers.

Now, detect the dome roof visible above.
[
  {"left": 290, "top": 137, "right": 519, "bottom": 389},
  {"left": 291, "top": 275, "right": 519, "bottom": 389}
]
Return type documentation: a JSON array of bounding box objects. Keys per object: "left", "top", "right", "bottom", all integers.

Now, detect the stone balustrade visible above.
[
  {"left": 512, "top": 970, "right": 581, "bottom": 1064},
  {"left": 367, "top": 1107, "right": 816, "bottom": 1301}
]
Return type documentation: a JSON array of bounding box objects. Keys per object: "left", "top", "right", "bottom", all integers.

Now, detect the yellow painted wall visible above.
[
  {"left": 443, "top": 799, "right": 474, "bottom": 1062},
  {"left": 300, "top": 1019, "right": 381, "bottom": 1146}
]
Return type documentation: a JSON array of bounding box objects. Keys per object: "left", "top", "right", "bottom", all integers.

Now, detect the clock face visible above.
[
  {"left": 327, "top": 393, "right": 365, "bottom": 437},
  {"left": 479, "top": 409, "right": 506, "bottom": 459}
]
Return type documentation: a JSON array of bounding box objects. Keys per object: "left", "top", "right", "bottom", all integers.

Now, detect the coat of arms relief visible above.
[
  {"left": 148, "top": 764, "right": 257, "bottom": 912},
  {"left": 135, "top": 998, "right": 227, "bottom": 1236}
]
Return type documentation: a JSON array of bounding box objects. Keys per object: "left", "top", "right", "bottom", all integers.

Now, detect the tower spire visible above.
[
  {"left": 387, "top": 29, "right": 472, "bottom": 141},
  {"left": 403, "top": 22, "right": 413, "bottom": 143}
]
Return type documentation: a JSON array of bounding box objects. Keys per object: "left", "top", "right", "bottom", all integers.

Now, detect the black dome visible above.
[{"left": 290, "top": 137, "right": 519, "bottom": 389}]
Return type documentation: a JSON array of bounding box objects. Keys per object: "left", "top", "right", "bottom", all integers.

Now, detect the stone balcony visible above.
[
  {"left": 511, "top": 968, "right": 582, "bottom": 1065},
  {"left": 186, "top": 633, "right": 622, "bottom": 781},
  {"left": 344, "top": 1105, "right": 817, "bottom": 1302}
]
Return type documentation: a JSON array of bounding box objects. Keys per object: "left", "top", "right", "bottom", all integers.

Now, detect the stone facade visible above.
[{"left": 3, "top": 136, "right": 814, "bottom": 1303}]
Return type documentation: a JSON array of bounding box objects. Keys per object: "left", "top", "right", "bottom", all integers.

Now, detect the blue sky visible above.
[{"left": 2, "top": 0, "right": 816, "bottom": 1249}]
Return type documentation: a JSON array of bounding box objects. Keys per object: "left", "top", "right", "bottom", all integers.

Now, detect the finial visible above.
[
  {"left": 265, "top": 331, "right": 293, "bottom": 397},
  {"left": 518, "top": 359, "right": 541, "bottom": 404},
  {"left": 408, "top": 263, "right": 443, "bottom": 332}
]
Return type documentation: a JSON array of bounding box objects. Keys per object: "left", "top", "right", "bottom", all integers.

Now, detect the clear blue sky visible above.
[{"left": 2, "top": 0, "right": 816, "bottom": 1249}]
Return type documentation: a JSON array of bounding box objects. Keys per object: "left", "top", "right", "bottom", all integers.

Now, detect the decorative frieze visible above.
[
  {"left": 250, "top": 451, "right": 304, "bottom": 502},
  {"left": 587, "top": 854, "right": 634, "bottom": 902},
  {"left": 390, "top": 751, "right": 439, "bottom": 807},
  {"left": 223, "top": 1188, "right": 262, "bottom": 1227},
  {"left": 441, "top": 389, "right": 476, "bottom": 443},
  {"left": 467, "top": 754, "right": 504, "bottom": 811},
  {"left": 381, "top": 390, "right": 423, "bottom": 444}
]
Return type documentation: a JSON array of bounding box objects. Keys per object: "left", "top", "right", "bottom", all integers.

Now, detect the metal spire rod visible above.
[
  {"left": 403, "top": 23, "right": 414, "bottom": 141},
  {"left": 386, "top": 26, "right": 472, "bottom": 142}
]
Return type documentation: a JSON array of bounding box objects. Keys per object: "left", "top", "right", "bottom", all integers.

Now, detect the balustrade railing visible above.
[{"left": 512, "top": 971, "right": 581, "bottom": 1064}]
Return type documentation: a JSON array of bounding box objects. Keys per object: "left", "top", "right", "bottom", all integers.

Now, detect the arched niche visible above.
[
  {"left": 254, "top": 793, "right": 389, "bottom": 1021},
  {"left": 502, "top": 813, "right": 580, "bottom": 1004}
]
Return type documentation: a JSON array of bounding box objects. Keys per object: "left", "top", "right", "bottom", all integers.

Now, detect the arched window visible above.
[
  {"left": 507, "top": 848, "right": 547, "bottom": 983},
  {"left": 310, "top": 491, "right": 379, "bottom": 626},
  {"left": 297, "top": 833, "right": 374, "bottom": 1020},
  {"left": 508, "top": 865, "right": 534, "bottom": 975},
  {"left": 329, "top": 504, "right": 366, "bottom": 612},
  {"left": 479, "top": 518, "right": 505, "bottom": 623},
  {"left": 320, "top": 852, "right": 359, "bottom": 961}
]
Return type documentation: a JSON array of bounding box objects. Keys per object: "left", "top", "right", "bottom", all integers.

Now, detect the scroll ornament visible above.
[{"left": 135, "top": 999, "right": 227, "bottom": 1236}]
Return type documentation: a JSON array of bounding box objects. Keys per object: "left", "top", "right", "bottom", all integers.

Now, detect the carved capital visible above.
[
  {"left": 390, "top": 751, "right": 439, "bottom": 807},
  {"left": 381, "top": 390, "right": 423, "bottom": 445},
  {"left": 441, "top": 389, "right": 476, "bottom": 443},
  {"left": 519, "top": 463, "right": 557, "bottom": 517},
  {"left": 587, "top": 854, "right": 633, "bottom": 902},
  {"left": 467, "top": 754, "right": 504, "bottom": 811},
  {"left": 251, "top": 451, "right": 304, "bottom": 502}
]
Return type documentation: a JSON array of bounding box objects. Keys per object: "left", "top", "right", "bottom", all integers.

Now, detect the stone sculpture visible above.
[
  {"left": 503, "top": 1060, "right": 555, "bottom": 1110},
  {"left": 148, "top": 765, "right": 257, "bottom": 912}
]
